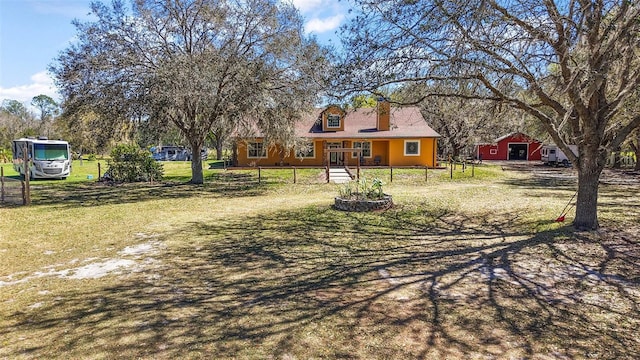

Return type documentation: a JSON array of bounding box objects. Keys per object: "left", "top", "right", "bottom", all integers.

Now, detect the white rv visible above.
[
  {"left": 12, "top": 137, "right": 72, "bottom": 179},
  {"left": 541, "top": 144, "right": 578, "bottom": 166},
  {"left": 151, "top": 146, "right": 209, "bottom": 161}
]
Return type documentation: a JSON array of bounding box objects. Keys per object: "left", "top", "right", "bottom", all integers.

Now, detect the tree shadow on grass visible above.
[
  {"left": 1, "top": 205, "right": 639, "bottom": 358},
  {"left": 501, "top": 168, "right": 640, "bottom": 224},
  {"left": 29, "top": 172, "right": 266, "bottom": 208},
  {"left": 499, "top": 169, "right": 577, "bottom": 192}
]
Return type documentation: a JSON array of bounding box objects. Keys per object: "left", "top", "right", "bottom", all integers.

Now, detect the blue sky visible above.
[{"left": 0, "top": 0, "right": 349, "bottom": 107}]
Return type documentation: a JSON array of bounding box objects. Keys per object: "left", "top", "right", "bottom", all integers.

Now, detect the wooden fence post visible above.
[
  {"left": 23, "top": 144, "right": 31, "bottom": 205},
  {"left": 293, "top": 166, "right": 297, "bottom": 184},
  {"left": 472, "top": 162, "right": 475, "bottom": 177},
  {"left": 98, "top": 162, "right": 102, "bottom": 179},
  {"left": 390, "top": 166, "right": 393, "bottom": 183},
  {"left": 258, "top": 166, "right": 262, "bottom": 183},
  {"left": 450, "top": 161, "right": 453, "bottom": 179},
  {"left": 1, "top": 167, "right": 4, "bottom": 203},
  {"left": 425, "top": 166, "right": 428, "bottom": 182}
]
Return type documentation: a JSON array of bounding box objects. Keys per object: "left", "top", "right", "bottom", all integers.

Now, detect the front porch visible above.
[{"left": 323, "top": 140, "right": 389, "bottom": 167}]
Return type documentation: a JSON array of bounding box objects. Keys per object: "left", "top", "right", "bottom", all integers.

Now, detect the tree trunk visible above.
[
  {"left": 632, "top": 134, "right": 640, "bottom": 171},
  {"left": 612, "top": 147, "right": 621, "bottom": 169},
  {"left": 190, "top": 142, "right": 204, "bottom": 184},
  {"left": 216, "top": 140, "right": 223, "bottom": 160},
  {"left": 573, "top": 154, "right": 604, "bottom": 230},
  {"left": 451, "top": 146, "right": 460, "bottom": 160},
  {"left": 232, "top": 142, "right": 238, "bottom": 167}
]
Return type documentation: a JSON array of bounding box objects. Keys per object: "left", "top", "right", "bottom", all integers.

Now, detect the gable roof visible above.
[
  {"left": 476, "top": 132, "right": 542, "bottom": 146},
  {"left": 494, "top": 132, "right": 541, "bottom": 143},
  {"left": 295, "top": 106, "right": 440, "bottom": 139}
]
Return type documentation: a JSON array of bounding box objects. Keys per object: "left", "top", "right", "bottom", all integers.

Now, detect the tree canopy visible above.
[
  {"left": 0, "top": 99, "right": 39, "bottom": 149},
  {"left": 338, "top": 0, "right": 640, "bottom": 230},
  {"left": 52, "top": 0, "right": 329, "bottom": 183},
  {"left": 31, "top": 95, "right": 58, "bottom": 122}
]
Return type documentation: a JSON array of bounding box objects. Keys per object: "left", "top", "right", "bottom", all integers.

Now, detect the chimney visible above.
[{"left": 376, "top": 97, "right": 390, "bottom": 131}]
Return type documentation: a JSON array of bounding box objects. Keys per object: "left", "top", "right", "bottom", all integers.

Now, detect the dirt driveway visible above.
[{"left": 489, "top": 160, "right": 640, "bottom": 185}]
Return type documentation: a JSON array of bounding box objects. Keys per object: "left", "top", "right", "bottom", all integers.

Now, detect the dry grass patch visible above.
[{"left": 1, "top": 166, "right": 639, "bottom": 359}]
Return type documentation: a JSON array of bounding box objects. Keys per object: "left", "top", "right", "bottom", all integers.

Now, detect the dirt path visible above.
[{"left": 491, "top": 160, "right": 640, "bottom": 185}]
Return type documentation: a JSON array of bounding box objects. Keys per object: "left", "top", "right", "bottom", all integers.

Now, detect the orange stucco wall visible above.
[
  {"left": 387, "top": 138, "right": 437, "bottom": 167},
  {"left": 236, "top": 138, "right": 438, "bottom": 167},
  {"left": 236, "top": 140, "right": 326, "bottom": 166}
]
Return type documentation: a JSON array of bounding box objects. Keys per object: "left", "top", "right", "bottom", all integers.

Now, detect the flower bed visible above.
[{"left": 334, "top": 194, "right": 393, "bottom": 212}]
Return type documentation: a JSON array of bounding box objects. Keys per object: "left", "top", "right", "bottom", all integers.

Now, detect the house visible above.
[
  {"left": 475, "top": 132, "right": 542, "bottom": 161},
  {"left": 235, "top": 100, "right": 441, "bottom": 168}
]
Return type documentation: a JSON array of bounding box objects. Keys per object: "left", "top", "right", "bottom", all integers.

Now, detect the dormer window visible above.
[{"left": 327, "top": 114, "right": 341, "bottom": 128}]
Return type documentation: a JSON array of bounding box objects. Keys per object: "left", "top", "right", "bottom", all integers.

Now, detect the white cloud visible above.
[
  {"left": 291, "top": 0, "right": 325, "bottom": 13},
  {"left": 291, "top": 0, "right": 348, "bottom": 35},
  {"left": 0, "top": 71, "right": 60, "bottom": 105},
  {"left": 305, "top": 13, "right": 345, "bottom": 34}
]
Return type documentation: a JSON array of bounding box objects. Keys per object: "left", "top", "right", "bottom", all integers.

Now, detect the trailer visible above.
[
  {"left": 12, "top": 137, "right": 71, "bottom": 180},
  {"left": 541, "top": 144, "right": 578, "bottom": 166}
]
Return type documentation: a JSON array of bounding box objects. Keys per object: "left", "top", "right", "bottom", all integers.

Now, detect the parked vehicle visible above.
[
  {"left": 12, "top": 137, "right": 71, "bottom": 179},
  {"left": 541, "top": 144, "right": 578, "bottom": 166},
  {"left": 151, "top": 146, "right": 208, "bottom": 161}
]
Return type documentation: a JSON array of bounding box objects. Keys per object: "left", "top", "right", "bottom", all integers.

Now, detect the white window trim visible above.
[
  {"left": 404, "top": 140, "right": 421, "bottom": 156},
  {"left": 352, "top": 141, "right": 372, "bottom": 158},
  {"left": 247, "top": 142, "right": 267, "bottom": 159},
  {"left": 489, "top": 149, "right": 498, "bottom": 155},
  {"left": 296, "top": 142, "right": 315, "bottom": 159},
  {"left": 327, "top": 114, "right": 341, "bottom": 128}
]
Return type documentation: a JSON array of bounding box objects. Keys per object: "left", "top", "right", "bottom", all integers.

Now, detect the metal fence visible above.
[{"left": 1, "top": 168, "right": 28, "bottom": 205}]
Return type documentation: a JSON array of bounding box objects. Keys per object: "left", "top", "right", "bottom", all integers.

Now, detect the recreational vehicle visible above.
[
  {"left": 151, "top": 146, "right": 208, "bottom": 161},
  {"left": 12, "top": 137, "right": 72, "bottom": 179},
  {"left": 541, "top": 144, "right": 578, "bottom": 166}
]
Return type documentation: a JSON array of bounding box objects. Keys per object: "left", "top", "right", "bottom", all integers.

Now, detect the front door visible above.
[{"left": 328, "top": 142, "right": 343, "bottom": 166}]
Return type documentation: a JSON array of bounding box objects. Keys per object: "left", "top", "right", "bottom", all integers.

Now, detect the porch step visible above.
[{"left": 328, "top": 168, "right": 353, "bottom": 183}]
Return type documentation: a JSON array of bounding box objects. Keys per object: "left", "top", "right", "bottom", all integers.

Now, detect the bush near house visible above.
[{"left": 105, "top": 144, "right": 163, "bottom": 182}]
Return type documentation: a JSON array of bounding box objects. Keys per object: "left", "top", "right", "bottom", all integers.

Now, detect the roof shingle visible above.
[{"left": 296, "top": 106, "right": 440, "bottom": 139}]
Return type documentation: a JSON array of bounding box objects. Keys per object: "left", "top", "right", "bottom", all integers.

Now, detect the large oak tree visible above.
[
  {"left": 52, "top": 0, "right": 327, "bottom": 183},
  {"left": 337, "top": 0, "right": 640, "bottom": 230}
]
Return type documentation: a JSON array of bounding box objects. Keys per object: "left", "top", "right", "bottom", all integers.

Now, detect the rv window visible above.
[
  {"left": 549, "top": 149, "right": 556, "bottom": 154},
  {"left": 34, "top": 143, "right": 69, "bottom": 160}
]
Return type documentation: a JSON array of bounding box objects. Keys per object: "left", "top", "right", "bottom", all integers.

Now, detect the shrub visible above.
[
  {"left": 370, "top": 178, "right": 384, "bottom": 198},
  {"left": 338, "top": 178, "right": 385, "bottom": 200},
  {"left": 0, "top": 147, "right": 10, "bottom": 163},
  {"left": 105, "top": 144, "right": 163, "bottom": 182}
]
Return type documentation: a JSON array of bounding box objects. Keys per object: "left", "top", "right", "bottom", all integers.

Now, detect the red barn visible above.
[{"left": 476, "top": 132, "right": 542, "bottom": 161}]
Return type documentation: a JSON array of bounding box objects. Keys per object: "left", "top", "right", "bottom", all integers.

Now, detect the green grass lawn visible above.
[{"left": 1, "top": 161, "right": 639, "bottom": 359}]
